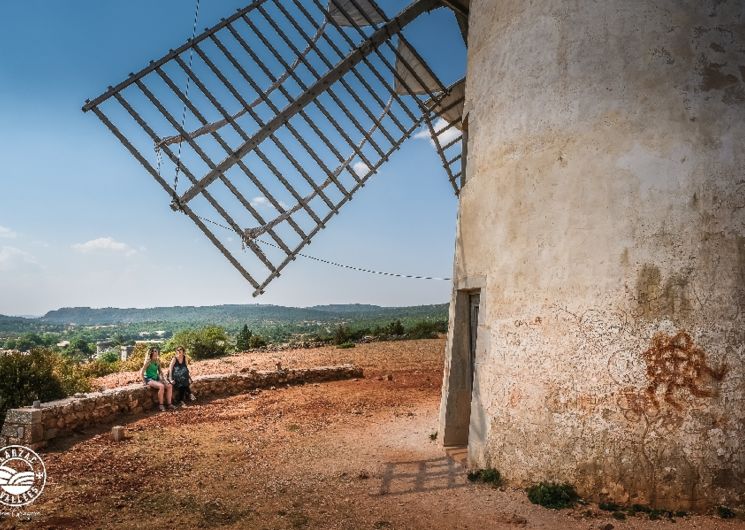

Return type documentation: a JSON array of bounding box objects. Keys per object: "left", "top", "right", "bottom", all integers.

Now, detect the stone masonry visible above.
[
  {"left": 1, "top": 365, "right": 362, "bottom": 449},
  {"left": 439, "top": 0, "right": 745, "bottom": 511}
]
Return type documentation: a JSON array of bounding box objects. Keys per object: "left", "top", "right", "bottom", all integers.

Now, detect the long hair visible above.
[{"left": 143, "top": 346, "right": 159, "bottom": 370}]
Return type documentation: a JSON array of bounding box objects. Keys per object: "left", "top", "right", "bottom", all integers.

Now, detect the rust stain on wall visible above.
[{"left": 641, "top": 331, "right": 727, "bottom": 410}]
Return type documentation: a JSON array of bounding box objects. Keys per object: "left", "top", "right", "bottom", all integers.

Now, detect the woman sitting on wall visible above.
[
  {"left": 168, "top": 346, "right": 195, "bottom": 407},
  {"left": 140, "top": 346, "right": 174, "bottom": 411}
]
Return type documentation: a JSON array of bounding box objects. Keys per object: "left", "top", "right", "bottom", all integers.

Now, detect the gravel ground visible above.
[{"left": 2, "top": 339, "right": 743, "bottom": 529}]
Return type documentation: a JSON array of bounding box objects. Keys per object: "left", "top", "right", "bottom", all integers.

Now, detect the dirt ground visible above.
[{"left": 2, "top": 339, "right": 743, "bottom": 529}]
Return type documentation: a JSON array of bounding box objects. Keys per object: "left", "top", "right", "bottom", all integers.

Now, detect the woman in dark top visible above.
[{"left": 168, "top": 346, "right": 195, "bottom": 406}]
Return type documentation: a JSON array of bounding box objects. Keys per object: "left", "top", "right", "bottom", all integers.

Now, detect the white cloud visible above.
[
  {"left": 352, "top": 161, "right": 370, "bottom": 177},
  {"left": 250, "top": 196, "right": 270, "bottom": 208},
  {"left": 414, "top": 118, "right": 461, "bottom": 149},
  {"left": 251, "top": 196, "right": 288, "bottom": 211},
  {"left": 72, "top": 237, "right": 137, "bottom": 257},
  {"left": 0, "top": 246, "right": 38, "bottom": 272},
  {"left": 0, "top": 226, "right": 17, "bottom": 239}
]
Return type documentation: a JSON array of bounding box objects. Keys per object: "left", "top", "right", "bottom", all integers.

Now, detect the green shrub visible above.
[
  {"left": 63, "top": 337, "right": 94, "bottom": 360},
  {"left": 171, "top": 326, "right": 230, "bottom": 359},
  {"left": 386, "top": 320, "right": 405, "bottom": 336},
  {"left": 612, "top": 511, "right": 626, "bottom": 520},
  {"left": 405, "top": 320, "right": 447, "bottom": 339},
  {"left": 526, "top": 482, "right": 579, "bottom": 509},
  {"left": 718, "top": 506, "right": 736, "bottom": 519},
  {"left": 599, "top": 502, "right": 621, "bottom": 512},
  {"left": 0, "top": 349, "right": 92, "bottom": 424},
  {"left": 248, "top": 334, "right": 267, "bottom": 349},
  {"left": 333, "top": 325, "right": 351, "bottom": 345},
  {"left": 98, "top": 349, "right": 120, "bottom": 364},
  {"left": 336, "top": 342, "right": 355, "bottom": 349},
  {"left": 51, "top": 355, "right": 93, "bottom": 396},
  {"left": 466, "top": 468, "right": 502, "bottom": 487},
  {"left": 75, "top": 359, "right": 120, "bottom": 379}
]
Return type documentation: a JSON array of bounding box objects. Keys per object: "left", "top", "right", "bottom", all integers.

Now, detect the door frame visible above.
[{"left": 439, "top": 277, "right": 485, "bottom": 447}]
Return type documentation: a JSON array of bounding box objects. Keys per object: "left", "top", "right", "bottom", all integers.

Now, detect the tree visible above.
[
  {"left": 248, "top": 334, "right": 267, "bottom": 348},
  {"left": 386, "top": 320, "right": 405, "bottom": 336},
  {"left": 171, "top": 326, "right": 230, "bottom": 359},
  {"left": 64, "top": 338, "right": 94, "bottom": 360},
  {"left": 12, "top": 333, "right": 46, "bottom": 352},
  {"left": 236, "top": 324, "right": 253, "bottom": 352},
  {"left": 99, "top": 349, "right": 120, "bottom": 364},
  {"left": 333, "top": 325, "right": 350, "bottom": 345},
  {"left": 0, "top": 349, "right": 90, "bottom": 425}
]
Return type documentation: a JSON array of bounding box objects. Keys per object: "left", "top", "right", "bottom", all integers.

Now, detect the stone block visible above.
[
  {"left": 22, "top": 424, "right": 44, "bottom": 444},
  {"left": 111, "top": 426, "right": 126, "bottom": 442},
  {"left": 1, "top": 423, "right": 17, "bottom": 438},
  {"left": 4, "top": 409, "right": 41, "bottom": 425}
]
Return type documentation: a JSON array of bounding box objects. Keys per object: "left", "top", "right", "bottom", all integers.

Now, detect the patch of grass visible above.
[
  {"left": 526, "top": 482, "right": 579, "bottom": 510},
  {"left": 599, "top": 501, "right": 620, "bottom": 512},
  {"left": 336, "top": 342, "right": 355, "bottom": 349},
  {"left": 718, "top": 506, "right": 736, "bottom": 519},
  {"left": 466, "top": 468, "right": 502, "bottom": 487},
  {"left": 286, "top": 424, "right": 300, "bottom": 432},
  {"left": 612, "top": 511, "right": 626, "bottom": 520},
  {"left": 629, "top": 504, "right": 651, "bottom": 514}
]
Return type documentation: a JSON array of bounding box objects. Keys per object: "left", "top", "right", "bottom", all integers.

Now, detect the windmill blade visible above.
[
  {"left": 424, "top": 78, "right": 465, "bottom": 194},
  {"left": 327, "top": 0, "right": 385, "bottom": 26},
  {"left": 394, "top": 40, "right": 443, "bottom": 95},
  {"left": 83, "top": 0, "right": 449, "bottom": 295}
]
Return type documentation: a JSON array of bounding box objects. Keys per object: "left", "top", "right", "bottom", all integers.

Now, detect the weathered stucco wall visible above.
[{"left": 440, "top": 0, "right": 745, "bottom": 510}]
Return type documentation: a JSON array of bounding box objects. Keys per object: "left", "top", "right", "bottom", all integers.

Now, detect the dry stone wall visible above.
[{"left": 1, "top": 365, "right": 362, "bottom": 449}]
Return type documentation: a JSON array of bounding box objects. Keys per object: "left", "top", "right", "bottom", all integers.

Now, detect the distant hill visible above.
[
  {"left": 0, "top": 314, "right": 62, "bottom": 334},
  {"left": 38, "top": 303, "right": 448, "bottom": 327}
]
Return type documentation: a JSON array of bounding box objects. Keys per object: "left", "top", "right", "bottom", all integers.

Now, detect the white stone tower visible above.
[{"left": 440, "top": 0, "right": 745, "bottom": 510}]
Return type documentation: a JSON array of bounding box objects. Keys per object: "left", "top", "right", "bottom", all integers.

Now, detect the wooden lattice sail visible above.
[{"left": 83, "top": 0, "right": 466, "bottom": 295}]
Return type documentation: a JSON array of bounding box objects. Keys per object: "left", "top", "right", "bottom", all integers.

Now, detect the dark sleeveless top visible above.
[{"left": 172, "top": 357, "right": 190, "bottom": 387}]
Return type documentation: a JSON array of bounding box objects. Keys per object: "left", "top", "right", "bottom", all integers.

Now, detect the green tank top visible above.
[{"left": 145, "top": 361, "right": 159, "bottom": 380}]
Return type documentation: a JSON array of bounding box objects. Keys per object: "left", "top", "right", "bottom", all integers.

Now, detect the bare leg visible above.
[
  {"left": 165, "top": 383, "right": 173, "bottom": 405},
  {"left": 147, "top": 380, "right": 165, "bottom": 404}
]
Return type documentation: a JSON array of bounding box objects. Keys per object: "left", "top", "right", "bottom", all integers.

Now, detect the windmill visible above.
[{"left": 83, "top": 0, "right": 468, "bottom": 296}]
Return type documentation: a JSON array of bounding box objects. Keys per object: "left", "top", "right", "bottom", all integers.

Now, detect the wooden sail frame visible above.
[{"left": 83, "top": 0, "right": 463, "bottom": 295}]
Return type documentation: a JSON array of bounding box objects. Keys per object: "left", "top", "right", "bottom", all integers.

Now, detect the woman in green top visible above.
[{"left": 140, "top": 347, "right": 174, "bottom": 411}]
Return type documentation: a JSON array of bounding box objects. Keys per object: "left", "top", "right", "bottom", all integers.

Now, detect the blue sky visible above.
[{"left": 0, "top": 1, "right": 465, "bottom": 315}]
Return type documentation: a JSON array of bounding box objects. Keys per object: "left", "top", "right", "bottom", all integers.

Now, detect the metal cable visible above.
[
  {"left": 196, "top": 215, "right": 451, "bottom": 282},
  {"left": 172, "top": 0, "right": 201, "bottom": 193}
]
